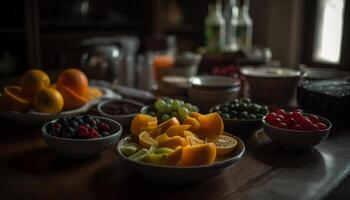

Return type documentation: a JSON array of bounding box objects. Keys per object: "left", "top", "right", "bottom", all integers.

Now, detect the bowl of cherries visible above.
[
  {"left": 42, "top": 115, "right": 123, "bottom": 159},
  {"left": 262, "top": 109, "right": 331, "bottom": 150}
]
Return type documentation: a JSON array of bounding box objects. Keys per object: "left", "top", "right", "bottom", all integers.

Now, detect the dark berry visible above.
[
  {"left": 78, "top": 125, "right": 89, "bottom": 138},
  {"left": 89, "top": 128, "right": 100, "bottom": 139},
  {"left": 76, "top": 118, "right": 84, "bottom": 125},
  {"left": 83, "top": 115, "right": 93, "bottom": 123},
  {"left": 89, "top": 119, "right": 97, "bottom": 127},
  {"left": 98, "top": 122, "right": 110, "bottom": 132},
  {"left": 65, "top": 127, "right": 76, "bottom": 135},
  {"left": 70, "top": 121, "right": 79, "bottom": 129}
]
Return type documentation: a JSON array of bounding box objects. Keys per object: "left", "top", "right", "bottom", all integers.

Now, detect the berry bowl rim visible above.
[{"left": 42, "top": 116, "right": 123, "bottom": 142}]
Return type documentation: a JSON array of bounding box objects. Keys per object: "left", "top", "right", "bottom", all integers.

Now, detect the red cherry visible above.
[
  {"left": 265, "top": 112, "right": 277, "bottom": 123},
  {"left": 276, "top": 114, "right": 285, "bottom": 121},
  {"left": 310, "top": 124, "right": 319, "bottom": 131},
  {"left": 290, "top": 124, "right": 302, "bottom": 131},
  {"left": 308, "top": 115, "right": 320, "bottom": 124},
  {"left": 317, "top": 122, "right": 327, "bottom": 130},
  {"left": 275, "top": 109, "right": 286, "bottom": 116},
  {"left": 269, "top": 117, "right": 282, "bottom": 126},
  {"left": 284, "top": 112, "right": 293, "bottom": 119},
  {"left": 211, "top": 67, "right": 221, "bottom": 75},
  {"left": 78, "top": 125, "right": 89, "bottom": 138},
  {"left": 276, "top": 122, "right": 287, "bottom": 129},
  {"left": 292, "top": 112, "right": 304, "bottom": 123},
  {"left": 300, "top": 119, "right": 313, "bottom": 130},
  {"left": 285, "top": 118, "right": 297, "bottom": 126}
]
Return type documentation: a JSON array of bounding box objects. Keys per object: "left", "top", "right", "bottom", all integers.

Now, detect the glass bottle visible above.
[
  {"left": 223, "top": 0, "right": 239, "bottom": 51},
  {"left": 205, "top": 2, "right": 225, "bottom": 52},
  {"left": 236, "top": 0, "right": 253, "bottom": 50}
]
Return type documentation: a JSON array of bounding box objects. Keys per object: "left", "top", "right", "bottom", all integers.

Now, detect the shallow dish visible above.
[
  {"left": 42, "top": 116, "right": 122, "bottom": 159},
  {"left": 262, "top": 114, "right": 331, "bottom": 151},
  {"left": 97, "top": 99, "right": 144, "bottom": 126},
  {"left": 116, "top": 134, "right": 245, "bottom": 185},
  {"left": 0, "top": 87, "right": 120, "bottom": 125}
]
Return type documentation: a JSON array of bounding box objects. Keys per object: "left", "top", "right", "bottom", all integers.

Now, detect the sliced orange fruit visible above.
[
  {"left": 158, "top": 135, "right": 188, "bottom": 149},
  {"left": 183, "top": 115, "right": 201, "bottom": 132},
  {"left": 131, "top": 114, "right": 158, "bottom": 136},
  {"left": 166, "top": 124, "right": 191, "bottom": 138},
  {"left": 2, "top": 86, "right": 32, "bottom": 112},
  {"left": 183, "top": 130, "right": 198, "bottom": 138},
  {"left": 58, "top": 85, "right": 89, "bottom": 110},
  {"left": 155, "top": 133, "right": 169, "bottom": 143},
  {"left": 166, "top": 143, "right": 217, "bottom": 166},
  {"left": 197, "top": 112, "right": 224, "bottom": 140},
  {"left": 57, "top": 68, "right": 89, "bottom": 96},
  {"left": 138, "top": 131, "right": 158, "bottom": 149},
  {"left": 84, "top": 87, "right": 103, "bottom": 100},
  {"left": 157, "top": 117, "right": 180, "bottom": 133},
  {"left": 186, "top": 136, "right": 204, "bottom": 146},
  {"left": 208, "top": 134, "right": 237, "bottom": 156},
  {"left": 189, "top": 112, "right": 203, "bottom": 120}
]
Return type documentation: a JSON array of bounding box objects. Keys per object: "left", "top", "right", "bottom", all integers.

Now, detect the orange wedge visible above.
[
  {"left": 186, "top": 136, "right": 204, "bottom": 146},
  {"left": 183, "top": 115, "right": 201, "bottom": 132},
  {"left": 84, "top": 87, "right": 103, "bottom": 101},
  {"left": 157, "top": 117, "right": 180, "bottom": 133},
  {"left": 166, "top": 124, "right": 191, "bottom": 138},
  {"left": 58, "top": 85, "right": 89, "bottom": 110},
  {"left": 158, "top": 135, "right": 188, "bottom": 149},
  {"left": 2, "top": 86, "right": 32, "bottom": 112},
  {"left": 197, "top": 112, "right": 224, "bottom": 140},
  {"left": 138, "top": 131, "right": 158, "bottom": 149},
  {"left": 208, "top": 134, "right": 237, "bottom": 156},
  {"left": 131, "top": 114, "right": 158, "bottom": 136}
]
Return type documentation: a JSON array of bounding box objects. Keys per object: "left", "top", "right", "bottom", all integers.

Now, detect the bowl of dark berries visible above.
[
  {"left": 262, "top": 109, "right": 332, "bottom": 151},
  {"left": 97, "top": 99, "right": 144, "bottom": 126},
  {"left": 210, "top": 98, "right": 268, "bottom": 138},
  {"left": 42, "top": 115, "right": 123, "bottom": 159}
]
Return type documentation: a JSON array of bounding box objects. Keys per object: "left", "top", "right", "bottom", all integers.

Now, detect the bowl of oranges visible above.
[
  {"left": 116, "top": 112, "right": 245, "bottom": 185},
  {"left": 0, "top": 68, "right": 119, "bottom": 125}
]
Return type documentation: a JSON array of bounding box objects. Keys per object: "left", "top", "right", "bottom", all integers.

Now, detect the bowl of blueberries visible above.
[
  {"left": 210, "top": 98, "right": 269, "bottom": 138},
  {"left": 42, "top": 115, "right": 123, "bottom": 159}
]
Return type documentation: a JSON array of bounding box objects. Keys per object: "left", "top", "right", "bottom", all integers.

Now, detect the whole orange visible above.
[
  {"left": 57, "top": 68, "right": 88, "bottom": 96},
  {"left": 34, "top": 88, "right": 64, "bottom": 114},
  {"left": 20, "top": 69, "right": 50, "bottom": 97}
]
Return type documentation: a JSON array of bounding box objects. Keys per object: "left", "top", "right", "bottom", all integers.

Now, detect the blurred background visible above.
[{"left": 0, "top": 0, "right": 348, "bottom": 79}]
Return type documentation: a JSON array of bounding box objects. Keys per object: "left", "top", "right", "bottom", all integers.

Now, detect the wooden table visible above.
[{"left": 1, "top": 117, "right": 350, "bottom": 200}]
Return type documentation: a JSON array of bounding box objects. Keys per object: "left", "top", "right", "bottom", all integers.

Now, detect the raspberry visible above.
[
  {"left": 98, "top": 122, "right": 110, "bottom": 132},
  {"left": 89, "top": 128, "right": 101, "bottom": 139},
  {"left": 78, "top": 125, "right": 89, "bottom": 138}
]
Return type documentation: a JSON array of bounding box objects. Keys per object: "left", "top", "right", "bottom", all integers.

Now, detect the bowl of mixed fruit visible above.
[
  {"left": 263, "top": 108, "right": 332, "bottom": 150},
  {"left": 210, "top": 98, "right": 269, "bottom": 137},
  {"left": 42, "top": 115, "right": 122, "bottom": 159},
  {"left": 116, "top": 111, "right": 245, "bottom": 185}
]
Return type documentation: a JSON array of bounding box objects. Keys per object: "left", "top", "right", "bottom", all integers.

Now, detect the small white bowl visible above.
[
  {"left": 97, "top": 99, "right": 144, "bottom": 126},
  {"left": 42, "top": 116, "right": 123, "bottom": 159}
]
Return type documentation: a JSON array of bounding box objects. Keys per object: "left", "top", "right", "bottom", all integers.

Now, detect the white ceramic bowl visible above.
[
  {"left": 116, "top": 134, "right": 245, "bottom": 185},
  {"left": 262, "top": 114, "right": 331, "bottom": 151},
  {"left": 97, "top": 99, "right": 144, "bottom": 126},
  {"left": 42, "top": 116, "right": 123, "bottom": 159}
]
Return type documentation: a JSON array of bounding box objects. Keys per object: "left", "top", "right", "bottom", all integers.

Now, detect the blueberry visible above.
[
  {"left": 70, "top": 121, "right": 79, "bottom": 129},
  {"left": 57, "top": 117, "right": 68, "bottom": 125},
  {"left": 83, "top": 115, "right": 93, "bottom": 123},
  {"left": 89, "top": 119, "right": 97, "bottom": 127},
  {"left": 76, "top": 118, "right": 84, "bottom": 125}
]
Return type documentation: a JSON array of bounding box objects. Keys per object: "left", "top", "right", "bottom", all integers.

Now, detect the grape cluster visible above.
[
  {"left": 146, "top": 98, "right": 199, "bottom": 122},
  {"left": 211, "top": 98, "right": 268, "bottom": 120}
]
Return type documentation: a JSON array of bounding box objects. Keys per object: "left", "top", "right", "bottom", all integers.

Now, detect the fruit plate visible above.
[
  {"left": 0, "top": 86, "right": 121, "bottom": 125},
  {"left": 116, "top": 134, "right": 245, "bottom": 185}
]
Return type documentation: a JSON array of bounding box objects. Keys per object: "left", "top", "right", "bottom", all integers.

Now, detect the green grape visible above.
[
  {"left": 166, "top": 98, "right": 174, "bottom": 104},
  {"left": 163, "top": 104, "right": 172, "bottom": 113},
  {"left": 178, "top": 107, "right": 189, "bottom": 120},
  {"left": 184, "top": 103, "right": 193, "bottom": 110},
  {"left": 171, "top": 100, "right": 181, "bottom": 111},
  {"left": 192, "top": 105, "right": 199, "bottom": 112},
  {"left": 170, "top": 111, "right": 177, "bottom": 118},
  {"left": 161, "top": 114, "right": 170, "bottom": 122},
  {"left": 155, "top": 99, "right": 166, "bottom": 112},
  {"left": 179, "top": 100, "right": 185, "bottom": 106}
]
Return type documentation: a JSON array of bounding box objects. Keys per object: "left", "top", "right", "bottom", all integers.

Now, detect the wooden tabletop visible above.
[{"left": 0, "top": 117, "right": 349, "bottom": 200}]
